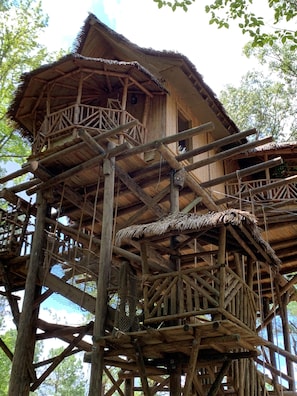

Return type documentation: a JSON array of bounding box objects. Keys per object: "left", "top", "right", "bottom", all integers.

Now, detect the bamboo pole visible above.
[{"left": 88, "top": 143, "right": 115, "bottom": 396}]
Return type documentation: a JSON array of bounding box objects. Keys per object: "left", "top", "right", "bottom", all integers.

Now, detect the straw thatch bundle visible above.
[
  {"left": 116, "top": 209, "right": 255, "bottom": 244},
  {"left": 115, "top": 209, "right": 281, "bottom": 267}
]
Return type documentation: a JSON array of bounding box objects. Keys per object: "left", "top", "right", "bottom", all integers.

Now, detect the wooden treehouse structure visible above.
[{"left": 1, "top": 14, "right": 297, "bottom": 396}]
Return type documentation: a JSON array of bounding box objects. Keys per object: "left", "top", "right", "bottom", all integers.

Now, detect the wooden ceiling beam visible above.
[
  {"left": 177, "top": 127, "right": 257, "bottom": 162},
  {"left": 185, "top": 136, "right": 273, "bottom": 173},
  {"left": 27, "top": 142, "right": 128, "bottom": 196}
]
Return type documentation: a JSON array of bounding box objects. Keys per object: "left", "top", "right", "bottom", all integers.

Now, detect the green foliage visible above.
[
  {"left": 0, "top": 0, "right": 63, "bottom": 175},
  {"left": 0, "top": 328, "right": 16, "bottom": 395},
  {"left": 154, "top": 0, "right": 297, "bottom": 47},
  {"left": 153, "top": 0, "right": 195, "bottom": 12},
  {"left": 219, "top": 71, "right": 295, "bottom": 141},
  {"left": 39, "top": 347, "right": 87, "bottom": 396},
  {"left": 219, "top": 38, "right": 297, "bottom": 141}
]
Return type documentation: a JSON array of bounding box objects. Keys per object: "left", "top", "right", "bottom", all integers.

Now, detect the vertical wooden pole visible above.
[
  {"left": 218, "top": 226, "right": 226, "bottom": 312},
  {"left": 277, "top": 288, "right": 295, "bottom": 390},
  {"left": 183, "top": 335, "right": 201, "bottom": 395},
  {"left": 124, "top": 378, "right": 133, "bottom": 396},
  {"left": 8, "top": 192, "right": 47, "bottom": 396},
  {"left": 88, "top": 146, "right": 115, "bottom": 396}
]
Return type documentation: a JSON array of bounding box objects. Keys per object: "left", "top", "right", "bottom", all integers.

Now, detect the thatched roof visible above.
[
  {"left": 74, "top": 13, "right": 240, "bottom": 138},
  {"left": 8, "top": 53, "right": 167, "bottom": 139},
  {"left": 116, "top": 209, "right": 281, "bottom": 267}
]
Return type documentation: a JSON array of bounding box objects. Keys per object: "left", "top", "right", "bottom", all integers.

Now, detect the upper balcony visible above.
[{"left": 34, "top": 103, "right": 147, "bottom": 153}]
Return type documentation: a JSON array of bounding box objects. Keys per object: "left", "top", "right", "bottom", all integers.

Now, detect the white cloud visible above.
[{"left": 40, "top": 0, "right": 94, "bottom": 51}]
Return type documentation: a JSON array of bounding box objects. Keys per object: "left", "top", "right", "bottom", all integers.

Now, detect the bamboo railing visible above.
[
  {"left": 142, "top": 264, "right": 259, "bottom": 331},
  {"left": 0, "top": 208, "right": 32, "bottom": 256},
  {"left": 226, "top": 179, "right": 297, "bottom": 203},
  {"left": 34, "top": 104, "right": 146, "bottom": 153}
]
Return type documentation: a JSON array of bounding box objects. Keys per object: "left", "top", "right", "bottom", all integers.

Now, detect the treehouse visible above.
[{"left": 0, "top": 13, "right": 297, "bottom": 396}]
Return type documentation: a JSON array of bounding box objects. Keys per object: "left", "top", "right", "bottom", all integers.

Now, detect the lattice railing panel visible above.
[
  {"left": 34, "top": 104, "right": 146, "bottom": 152},
  {"left": 143, "top": 264, "right": 258, "bottom": 330}
]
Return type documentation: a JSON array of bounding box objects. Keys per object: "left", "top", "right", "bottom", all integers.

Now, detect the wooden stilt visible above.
[
  {"left": 88, "top": 144, "right": 115, "bottom": 396},
  {"left": 8, "top": 192, "right": 47, "bottom": 396},
  {"left": 134, "top": 340, "right": 152, "bottom": 396},
  {"left": 183, "top": 335, "right": 201, "bottom": 395}
]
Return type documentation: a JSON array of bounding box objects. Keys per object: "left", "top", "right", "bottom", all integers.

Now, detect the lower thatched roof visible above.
[{"left": 116, "top": 209, "right": 281, "bottom": 268}]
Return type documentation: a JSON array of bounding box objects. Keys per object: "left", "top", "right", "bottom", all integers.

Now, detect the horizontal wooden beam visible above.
[
  {"left": 27, "top": 142, "right": 129, "bottom": 196},
  {"left": 118, "top": 122, "right": 215, "bottom": 159},
  {"left": 185, "top": 136, "right": 273, "bottom": 172},
  {"left": 201, "top": 156, "right": 283, "bottom": 188},
  {"left": 176, "top": 127, "right": 257, "bottom": 162}
]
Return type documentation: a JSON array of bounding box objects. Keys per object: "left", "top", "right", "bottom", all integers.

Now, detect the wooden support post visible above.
[
  {"left": 88, "top": 144, "right": 115, "bottom": 396},
  {"left": 124, "top": 378, "right": 133, "bottom": 396},
  {"left": 134, "top": 340, "right": 152, "bottom": 396},
  {"left": 170, "top": 358, "right": 182, "bottom": 396},
  {"left": 207, "top": 359, "right": 232, "bottom": 396},
  {"left": 8, "top": 192, "right": 47, "bottom": 396},
  {"left": 218, "top": 226, "right": 226, "bottom": 311},
  {"left": 158, "top": 144, "right": 218, "bottom": 211},
  {"left": 263, "top": 297, "right": 281, "bottom": 394},
  {"left": 170, "top": 170, "right": 180, "bottom": 214},
  {"left": 276, "top": 287, "right": 295, "bottom": 390},
  {"left": 183, "top": 335, "right": 201, "bottom": 395}
]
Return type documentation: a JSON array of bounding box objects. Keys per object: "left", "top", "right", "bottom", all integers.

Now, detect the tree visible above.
[
  {"left": 0, "top": 328, "right": 16, "bottom": 395},
  {"left": 219, "top": 37, "right": 297, "bottom": 141},
  {"left": 153, "top": 0, "right": 297, "bottom": 47},
  {"left": 0, "top": 0, "right": 61, "bottom": 175},
  {"left": 39, "top": 347, "right": 87, "bottom": 396},
  {"left": 219, "top": 70, "right": 296, "bottom": 141}
]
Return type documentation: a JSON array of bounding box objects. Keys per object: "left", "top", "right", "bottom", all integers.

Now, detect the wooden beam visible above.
[
  {"left": 89, "top": 143, "right": 115, "bottom": 395},
  {"left": 207, "top": 359, "right": 232, "bottom": 396},
  {"left": 0, "top": 164, "right": 31, "bottom": 184},
  {"left": 80, "top": 128, "right": 167, "bottom": 218},
  {"left": 30, "top": 322, "right": 92, "bottom": 391},
  {"left": 27, "top": 142, "right": 129, "bottom": 196},
  {"left": 158, "top": 144, "right": 218, "bottom": 211},
  {"left": 134, "top": 340, "right": 152, "bottom": 396},
  {"left": 201, "top": 156, "right": 283, "bottom": 188},
  {"left": 118, "top": 122, "right": 215, "bottom": 159},
  {"left": 185, "top": 136, "right": 273, "bottom": 172},
  {"left": 8, "top": 192, "right": 47, "bottom": 396},
  {"left": 183, "top": 335, "right": 201, "bottom": 395},
  {"left": 177, "top": 127, "right": 257, "bottom": 162}
]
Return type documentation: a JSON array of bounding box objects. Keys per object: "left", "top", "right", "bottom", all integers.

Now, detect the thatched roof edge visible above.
[
  {"left": 116, "top": 209, "right": 281, "bottom": 267},
  {"left": 74, "top": 13, "right": 240, "bottom": 135},
  {"left": 7, "top": 53, "right": 167, "bottom": 139}
]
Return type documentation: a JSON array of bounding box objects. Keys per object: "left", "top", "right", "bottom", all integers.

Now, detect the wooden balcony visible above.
[
  {"left": 33, "top": 104, "right": 146, "bottom": 153},
  {"left": 141, "top": 264, "right": 258, "bottom": 332},
  {"left": 226, "top": 179, "right": 297, "bottom": 204}
]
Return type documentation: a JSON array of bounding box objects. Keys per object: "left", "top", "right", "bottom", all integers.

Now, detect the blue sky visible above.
[{"left": 40, "top": 0, "right": 266, "bottom": 94}]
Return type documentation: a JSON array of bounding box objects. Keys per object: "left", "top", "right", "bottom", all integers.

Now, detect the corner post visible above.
[
  {"left": 8, "top": 191, "right": 47, "bottom": 396},
  {"left": 89, "top": 144, "right": 115, "bottom": 395}
]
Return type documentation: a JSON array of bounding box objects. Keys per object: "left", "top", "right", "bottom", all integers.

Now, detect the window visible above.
[{"left": 177, "top": 111, "right": 192, "bottom": 154}]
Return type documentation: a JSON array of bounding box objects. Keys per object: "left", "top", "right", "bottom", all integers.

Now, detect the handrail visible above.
[{"left": 33, "top": 104, "right": 146, "bottom": 153}]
